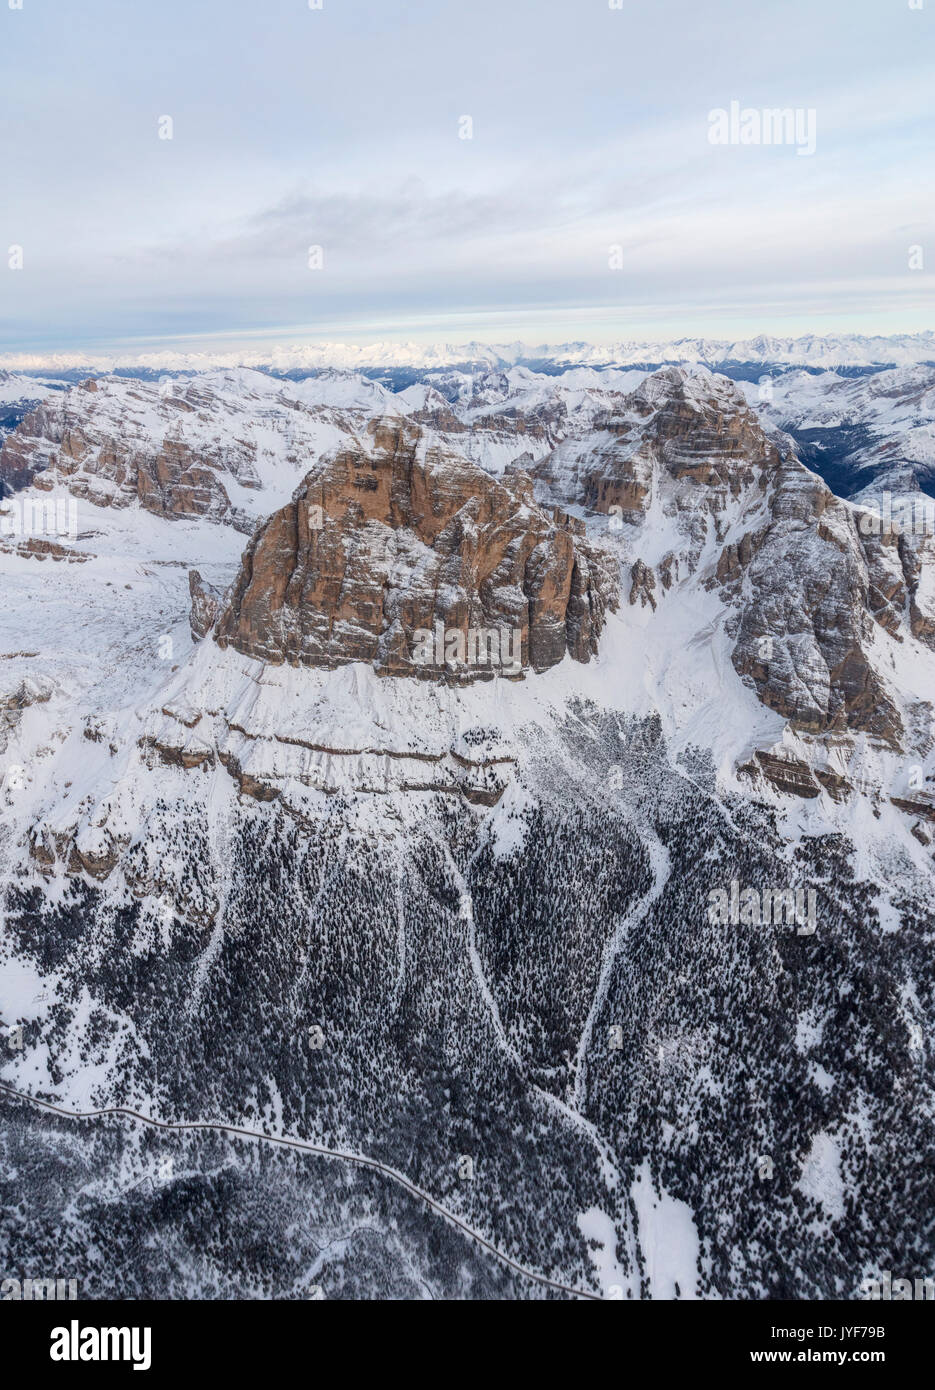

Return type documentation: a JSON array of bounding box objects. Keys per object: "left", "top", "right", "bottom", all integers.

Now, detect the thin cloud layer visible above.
[{"left": 1, "top": 0, "right": 932, "bottom": 353}]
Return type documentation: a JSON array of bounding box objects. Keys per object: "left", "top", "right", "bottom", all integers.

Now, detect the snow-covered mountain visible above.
[
  {"left": 749, "top": 363, "right": 935, "bottom": 503},
  {"left": 3, "top": 330, "right": 934, "bottom": 377},
  {"left": 1, "top": 358, "right": 933, "bottom": 1300},
  {"left": 0, "top": 371, "right": 61, "bottom": 463}
]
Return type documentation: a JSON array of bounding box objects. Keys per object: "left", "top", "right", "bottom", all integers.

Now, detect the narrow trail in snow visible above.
[
  {"left": 571, "top": 819, "right": 672, "bottom": 1112},
  {"left": 391, "top": 861, "right": 407, "bottom": 1012},
  {"left": 444, "top": 846, "right": 622, "bottom": 1192},
  {"left": 446, "top": 801, "right": 672, "bottom": 1291},
  {"left": 187, "top": 770, "right": 235, "bottom": 1017}
]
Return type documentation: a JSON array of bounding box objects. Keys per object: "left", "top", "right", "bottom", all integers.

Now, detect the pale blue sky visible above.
[{"left": 1, "top": 0, "right": 932, "bottom": 357}]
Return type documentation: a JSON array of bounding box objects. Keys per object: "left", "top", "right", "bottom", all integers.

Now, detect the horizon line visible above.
[{"left": 3, "top": 327, "right": 934, "bottom": 374}]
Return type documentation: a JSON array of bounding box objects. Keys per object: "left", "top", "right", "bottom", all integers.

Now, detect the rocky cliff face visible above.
[
  {"left": 215, "top": 418, "right": 617, "bottom": 680},
  {"left": 188, "top": 570, "right": 223, "bottom": 640},
  {"left": 534, "top": 366, "right": 777, "bottom": 524},
  {"left": 533, "top": 367, "right": 934, "bottom": 751},
  {"left": 0, "top": 370, "right": 421, "bottom": 534},
  {"left": 0, "top": 377, "right": 262, "bottom": 530},
  {"left": 3, "top": 360, "right": 933, "bottom": 778},
  {"left": 721, "top": 458, "right": 905, "bottom": 745}
]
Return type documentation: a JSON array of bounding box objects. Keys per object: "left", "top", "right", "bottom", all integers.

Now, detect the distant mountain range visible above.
[{"left": 3, "top": 330, "right": 934, "bottom": 378}]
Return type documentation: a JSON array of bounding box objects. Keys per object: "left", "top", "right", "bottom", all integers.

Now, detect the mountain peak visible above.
[{"left": 214, "top": 420, "right": 618, "bottom": 681}]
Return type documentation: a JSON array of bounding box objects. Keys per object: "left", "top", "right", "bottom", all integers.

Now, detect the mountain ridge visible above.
[{"left": 3, "top": 330, "right": 934, "bottom": 376}]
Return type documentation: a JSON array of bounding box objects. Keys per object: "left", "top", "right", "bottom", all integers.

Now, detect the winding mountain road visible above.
[{"left": 0, "top": 1079, "right": 603, "bottom": 1302}]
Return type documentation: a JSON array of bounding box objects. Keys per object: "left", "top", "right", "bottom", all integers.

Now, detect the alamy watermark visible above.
[
  {"left": 49, "top": 1322, "right": 151, "bottom": 1370},
  {"left": 708, "top": 101, "right": 817, "bottom": 156},
  {"left": 0, "top": 494, "right": 78, "bottom": 541},
  {"left": 860, "top": 1270, "right": 934, "bottom": 1300},
  {"left": 1, "top": 1276, "right": 78, "bottom": 1300},
  {"left": 857, "top": 493, "right": 935, "bottom": 537},
  {"left": 412, "top": 623, "right": 523, "bottom": 675},
  {"left": 707, "top": 880, "right": 818, "bottom": 934}
]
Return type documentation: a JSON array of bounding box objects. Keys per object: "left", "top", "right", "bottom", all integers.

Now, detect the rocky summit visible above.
[{"left": 215, "top": 418, "right": 617, "bottom": 679}]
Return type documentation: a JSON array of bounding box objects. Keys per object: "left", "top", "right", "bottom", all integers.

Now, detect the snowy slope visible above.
[{"left": 1, "top": 356, "right": 933, "bottom": 1301}]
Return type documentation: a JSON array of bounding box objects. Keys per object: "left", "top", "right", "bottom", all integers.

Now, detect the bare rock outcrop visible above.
[
  {"left": 0, "top": 676, "right": 53, "bottom": 755},
  {"left": 0, "top": 376, "right": 273, "bottom": 532},
  {"left": 723, "top": 458, "right": 903, "bottom": 746},
  {"left": 535, "top": 366, "right": 913, "bottom": 748},
  {"left": 535, "top": 366, "right": 777, "bottom": 527},
  {"left": 215, "top": 419, "right": 617, "bottom": 680},
  {"left": 0, "top": 395, "right": 252, "bottom": 530},
  {"left": 189, "top": 570, "right": 223, "bottom": 640}
]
